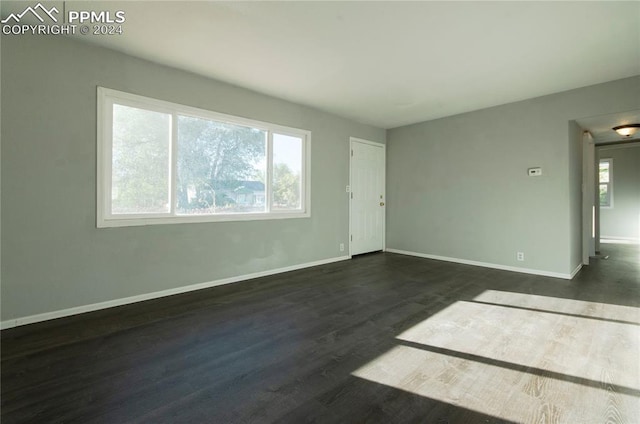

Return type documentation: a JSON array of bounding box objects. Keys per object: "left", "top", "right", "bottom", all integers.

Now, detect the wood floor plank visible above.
[{"left": 2, "top": 243, "right": 639, "bottom": 423}]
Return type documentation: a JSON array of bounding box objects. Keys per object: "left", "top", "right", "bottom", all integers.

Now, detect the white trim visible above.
[
  {"left": 98, "top": 212, "right": 311, "bottom": 227},
  {"left": 349, "top": 140, "right": 352, "bottom": 257},
  {"left": 349, "top": 137, "right": 386, "bottom": 257},
  {"left": 0, "top": 255, "right": 351, "bottom": 330},
  {"left": 97, "top": 87, "right": 311, "bottom": 228},
  {"left": 385, "top": 248, "right": 574, "bottom": 280},
  {"left": 570, "top": 263, "right": 583, "bottom": 279},
  {"left": 304, "top": 132, "right": 312, "bottom": 216},
  {"left": 601, "top": 236, "right": 640, "bottom": 242},
  {"left": 582, "top": 130, "right": 595, "bottom": 265},
  {"left": 350, "top": 137, "right": 385, "bottom": 148},
  {"left": 598, "top": 157, "right": 613, "bottom": 209}
]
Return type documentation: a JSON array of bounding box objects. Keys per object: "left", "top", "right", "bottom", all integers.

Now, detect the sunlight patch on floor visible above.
[
  {"left": 352, "top": 290, "right": 640, "bottom": 422},
  {"left": 352, "top": 343, "right": 639, "bottom": 423},
  {"left": 472, "top": 289, "right": 639, "bottom": 324}
]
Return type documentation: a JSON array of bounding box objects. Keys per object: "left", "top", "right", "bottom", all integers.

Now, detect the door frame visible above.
[
  {"left": 582, "top": 130, "right": 596, "bottom": 264},
  {"left": 349, "top": 137, "right": 386, "bottom": 257}
]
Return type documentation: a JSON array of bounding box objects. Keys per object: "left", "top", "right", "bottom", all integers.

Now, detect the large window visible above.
[
  {"left": 598, "top": 158, "right": 613, "bottom": 208},
  {"left": 98, "top": 88, "right": 310, "bottom": 227}
]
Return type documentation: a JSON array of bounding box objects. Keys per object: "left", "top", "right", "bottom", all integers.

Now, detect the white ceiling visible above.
[
  {"left": 3, "top": 1, "right": 640, "bottom": 129},
  {"left": 576, "top": 110, "right": 640, "bottom": 144}
]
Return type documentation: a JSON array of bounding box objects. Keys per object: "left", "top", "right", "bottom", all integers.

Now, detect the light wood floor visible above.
[{"left": 2, "top": 242, "right": 639, "bottom": 423}]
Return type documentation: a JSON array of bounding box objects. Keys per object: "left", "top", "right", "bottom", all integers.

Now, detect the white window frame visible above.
[
  {"left": 97, "top": 87, "right": 311, "bottom": 228},
  {"left": 598, "top": 158, "right": 613, "bottom": 209}
]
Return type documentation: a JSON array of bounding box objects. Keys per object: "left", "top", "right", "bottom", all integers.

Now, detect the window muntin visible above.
[
  {"left": 598, "top": 158, "right": 612, "bottom": 208},
  {"left": 98, "top": 88, "right": 310, "bottom": 227}
]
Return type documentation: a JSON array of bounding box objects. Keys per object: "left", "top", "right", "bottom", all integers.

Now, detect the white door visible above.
[{"left": 350, "top": 139, "right": 385, "bottom": 255}]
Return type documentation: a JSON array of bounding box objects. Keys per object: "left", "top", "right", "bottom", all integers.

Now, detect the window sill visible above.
[{"left": 97, "top": 211, "right": 310, "bottom": 228}]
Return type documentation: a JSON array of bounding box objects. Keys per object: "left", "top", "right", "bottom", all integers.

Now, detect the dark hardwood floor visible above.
[{"left": 2, "top": 244, "right": 639, "bottom": 423}]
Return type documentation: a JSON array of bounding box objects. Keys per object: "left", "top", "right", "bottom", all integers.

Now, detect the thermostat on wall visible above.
[{"left": 528, "top": 167, "right": 542, "bottom": 176}]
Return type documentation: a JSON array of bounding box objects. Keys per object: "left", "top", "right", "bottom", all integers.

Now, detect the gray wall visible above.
[
  {"left": 598, "top": 143, "right": 640, "bottom": 240},
  {"left": 1, "top": 35, "right": 385, "bottom": 321},
  {"left": 387, "top": 76, "right": 640, "bottom": 276}
]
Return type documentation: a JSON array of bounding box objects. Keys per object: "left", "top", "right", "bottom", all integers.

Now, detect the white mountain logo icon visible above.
[{"left": 1, "top": 3, "right": 59, "bottom": 24}]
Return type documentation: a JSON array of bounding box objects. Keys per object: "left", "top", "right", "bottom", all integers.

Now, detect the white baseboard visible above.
[
  {"left": 385, "top": 248, "right": 574, "bottom": 280},
  {"left": 570, "top": 263, "right": 583, "bottom": 279},
  {"left": 601, "top": 236, "right": 640, "bottom": 243},
  {"left": 0, "top": 255, "right": 351, "bottom": 330}
]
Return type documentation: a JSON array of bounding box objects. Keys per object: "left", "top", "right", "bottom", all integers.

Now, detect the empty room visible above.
[{"left": 1, "top": 1, "right": 639, "bottom": 423}]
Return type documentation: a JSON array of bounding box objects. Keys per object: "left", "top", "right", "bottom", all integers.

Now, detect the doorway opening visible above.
[
  {"left": 577, "top": 111, "right": 640, "bottom": 267},
  {"left": 594, "top": 141, "right": 640, "bottom": 262}
]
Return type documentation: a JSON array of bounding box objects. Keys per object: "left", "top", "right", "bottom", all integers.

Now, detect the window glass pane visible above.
[
  {"left": 272, "top": 134, "right": 303, "bottom": 210},
  {"left": 599, "top": 161, "right": 609, "bottom": 183},
  {"left": 176, "top": 115, "right": 267, "bottom": 215},
  {"left": 599, "top": 184, "right": 610, "bottom": 206},
  {"left": 112, "top": 104, "right": 171, "bottom": 214}
]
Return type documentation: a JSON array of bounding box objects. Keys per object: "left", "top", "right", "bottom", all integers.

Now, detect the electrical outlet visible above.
[
  {"left": 340, "top": 243, "right": 345, "bottom": 252},
  {"left": 527, "top": 167, "right": 542, "bottom": 176},
  {"left": 517, "top": 252, "right": 524, "bottom": 261}
]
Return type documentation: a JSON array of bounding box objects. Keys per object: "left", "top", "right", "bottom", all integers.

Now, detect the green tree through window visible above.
[
  {"left": 177, "top": 115, "right": 266, "bottom": 214},
  {"left": 98, "top": 87, "right": 310, "bottom": 227}
]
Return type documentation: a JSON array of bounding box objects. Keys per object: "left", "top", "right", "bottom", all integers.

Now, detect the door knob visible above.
[{"left": 380, "top": 202, "right": 385, "bottom": 206}]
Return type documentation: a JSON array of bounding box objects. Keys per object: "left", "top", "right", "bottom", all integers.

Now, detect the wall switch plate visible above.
[
  {"left": 346, "top": 185, "right": 350, "bottom": 192},
  {"left": 517, "top": 252, "right": 525, "bottom": 261},
  {"left": 528, "top": 167, "right": 542, "bottom": 176}
]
